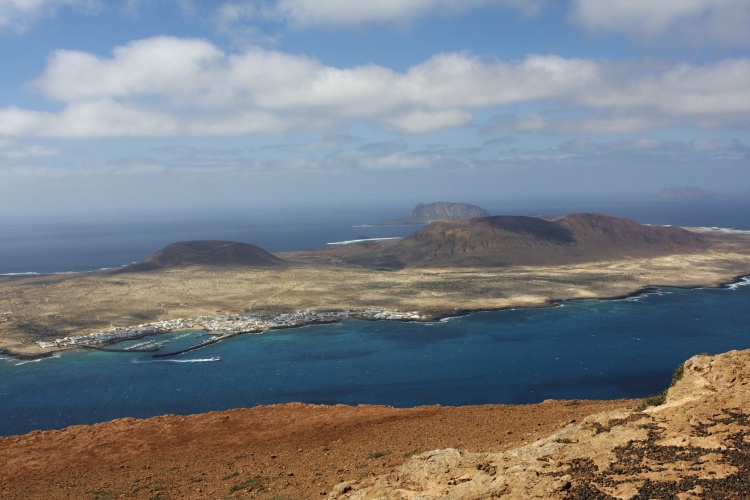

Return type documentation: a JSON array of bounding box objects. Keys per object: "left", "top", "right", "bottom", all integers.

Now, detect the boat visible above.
[{"left": 211, "top": 356, "right": 221, "bottom": 361}]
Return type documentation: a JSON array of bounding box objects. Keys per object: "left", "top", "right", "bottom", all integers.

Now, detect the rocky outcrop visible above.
[
  {"left": 409, "top": 202, "right": 490, "bottom": 222},
  {"left": 330, "top": 349, "right": 750, "bottom": 499},
  {"left": 376, "top": 202, "right": 490, "bottom": 225}
]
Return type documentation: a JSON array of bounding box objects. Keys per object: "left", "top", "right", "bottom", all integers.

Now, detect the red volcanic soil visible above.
[{"left": 0, "top": 400, "right": 634, "bottom": 499}]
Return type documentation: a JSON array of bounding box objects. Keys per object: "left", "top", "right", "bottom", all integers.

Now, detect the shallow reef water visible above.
[{"left": 1, "top": 279, "right": 749, "bottom": 436}]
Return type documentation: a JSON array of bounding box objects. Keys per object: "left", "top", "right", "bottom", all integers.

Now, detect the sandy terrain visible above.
[
  {"left": 1, "top": 236, "right": 749, "bottom": 358},
  {"left": 0, "top": 399, "right": 634, "bottom": 499}
]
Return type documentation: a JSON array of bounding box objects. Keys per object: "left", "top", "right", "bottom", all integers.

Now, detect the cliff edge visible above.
[{"left": 331, "top": 348, "right": 750, "bottom": 499}]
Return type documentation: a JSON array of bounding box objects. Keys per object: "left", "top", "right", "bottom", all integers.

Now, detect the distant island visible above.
[
  {"left": 2, "top": 211, "right": 749, "bottom": 361},
  {"left": 115, "top": 213, "right": 710, "bottom": 271},
  {"left": 655, "top": 187, "right": 750, "bottom": 201},
  {"left": 374, "top": 201, "right": 490, "bottom": 225}
]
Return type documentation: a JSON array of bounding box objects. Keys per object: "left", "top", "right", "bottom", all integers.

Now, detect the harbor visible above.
[{"left": 35, "top": 308, "right": 427, "bottom": 354}]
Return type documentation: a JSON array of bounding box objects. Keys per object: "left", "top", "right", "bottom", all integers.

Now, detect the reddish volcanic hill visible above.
[
  {"left": 115, "top": 240, "right": 287, "bottom": 273},
  {"left": 367, "top": 213, "right": 709, "bottom": 268}
]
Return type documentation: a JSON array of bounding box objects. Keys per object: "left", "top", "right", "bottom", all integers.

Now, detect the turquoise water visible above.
[{"left": 1, "top": 279, "right": 748, "bottom": 436}]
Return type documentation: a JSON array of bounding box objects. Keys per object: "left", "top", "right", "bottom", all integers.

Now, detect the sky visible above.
[{"left": 1, "top": 0, "right": 749, "bottom": 220}]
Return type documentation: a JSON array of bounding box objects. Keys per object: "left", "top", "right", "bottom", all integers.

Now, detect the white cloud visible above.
[
  {"left": 581, "top": 59, "right": 750, "bottom": 117},
  {"left": 569, "top": 0, "right": 750, "bottom": 47},
  {"left": 2, "top": 37, "right": 750, "bottom": 139},
  {"left": 487, "top": 58, "right": 750, "bottom": 135},
  {"left": 0, "top": 0, "right": 99, "bottom": 33},
  {"left": 0, "top": 139, "right": 59, "bottom": 158},
  {"left": 217, "top": 0, "right": 547, "bottom": 29},
  {"left": 0, "top": 99, "right": 178, "bottom": 138},
  {"left": 34, "top": 36, "right": 224, "bottom": 103}
]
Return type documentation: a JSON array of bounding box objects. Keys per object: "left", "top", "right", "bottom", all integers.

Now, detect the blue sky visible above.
[{"left": 1, "top": 0, "right": 749, "bottom": 219}]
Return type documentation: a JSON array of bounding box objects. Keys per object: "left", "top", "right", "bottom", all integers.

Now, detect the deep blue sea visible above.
[{"left": 1, "top": 199, "right": 749, "bottom": 436}]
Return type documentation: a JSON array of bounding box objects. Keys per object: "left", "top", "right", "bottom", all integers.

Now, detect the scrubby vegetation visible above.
[{"left": 636, "top": 361, "right": 686, "bottom": 412}]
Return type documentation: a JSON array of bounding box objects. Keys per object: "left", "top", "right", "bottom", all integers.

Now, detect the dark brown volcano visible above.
[
  {"left": 375, "top": 201, "right": 490, "bottom": 225},
  {"left": 114, "top": 240, "right": 287, "bottom": 273},
  {"left": 362, "top": 213, "right": 709, "bottom": 268}
]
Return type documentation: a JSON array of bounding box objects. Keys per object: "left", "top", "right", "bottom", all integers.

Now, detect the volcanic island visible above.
[{"left": 2, "top": 211, "right": 750, "bottom": 499}]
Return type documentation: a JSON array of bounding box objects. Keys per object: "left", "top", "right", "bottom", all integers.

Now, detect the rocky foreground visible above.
[
  {"left": 0, "top": 400, "right": 633, "bottom": 500},
  {"left": 330, "top": 349, "right": 750, "bottom": 499}
]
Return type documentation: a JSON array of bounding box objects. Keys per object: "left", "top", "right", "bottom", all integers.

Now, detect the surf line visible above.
[{"left": 151, "top": 331, "right": 249, "bottom": 358}]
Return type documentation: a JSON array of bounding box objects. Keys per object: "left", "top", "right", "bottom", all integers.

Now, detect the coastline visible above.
[
  {"left": 2, "top": 272, "right": 749, "bottom": 361},
  {"left": 2, "top": 225, "right": 750, "bottom": 361},
  {"left": 3, "top": 250, "right": 750, "bottom": 496}
]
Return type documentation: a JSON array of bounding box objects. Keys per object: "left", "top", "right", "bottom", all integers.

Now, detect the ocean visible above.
[
  {"left": 1, "top": 199, "right": 749, "bottom": 436},
  {"left": 2, "top": 199, "right": 749, "bottom": 275}
]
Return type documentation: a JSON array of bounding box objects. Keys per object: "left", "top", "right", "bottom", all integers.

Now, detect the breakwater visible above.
[
  {"left": 80, "top": 344, "right": 160, "bottom": 353},
  {"left": 151, "top": 332, "right": 243, "bottom": 358}
]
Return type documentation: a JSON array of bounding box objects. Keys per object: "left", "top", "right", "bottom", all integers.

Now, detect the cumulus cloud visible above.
[
  {"left": 569, "top": 0, "right": 750, "bottom": 47},
  {"left": 1, "top": 37, "right": 749, "bottom": 138},
  {"left": 34, "top": 37, "right": 224, "bottom": 103},
  {"left": 216, "top": 0, "right": 547, "bottom": 30},
  {"left": 0, "top": 0, "right": 99, "bottom": 34}
]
